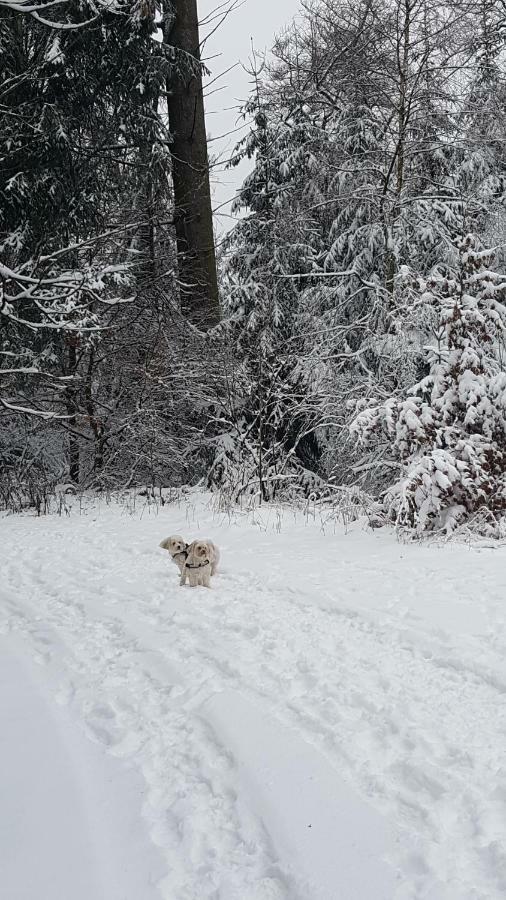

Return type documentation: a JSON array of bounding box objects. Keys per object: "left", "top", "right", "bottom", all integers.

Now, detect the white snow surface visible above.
[{"left": 1, "top": 492, "right": 505, "bottom": 900}]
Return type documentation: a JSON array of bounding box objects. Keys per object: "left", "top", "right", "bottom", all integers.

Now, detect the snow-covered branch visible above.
[{"left": 0, "top": 0, "right": 121, "bottom": 29}]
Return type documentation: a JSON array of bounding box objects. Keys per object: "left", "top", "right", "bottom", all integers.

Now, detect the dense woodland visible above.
[{"left": 1, "top": 0, "right": 506, "bottom": 536}]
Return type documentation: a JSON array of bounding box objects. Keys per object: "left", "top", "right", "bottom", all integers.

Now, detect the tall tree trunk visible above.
[
  {"left": 65, "top": 336, "right": 80, "bottom": 483},
  {"left": 166, "top": 0, "right": 220, "bottom": 328}
]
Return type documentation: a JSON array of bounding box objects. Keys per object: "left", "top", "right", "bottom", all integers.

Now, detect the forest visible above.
[{"left": 2, "top": 0, "right": 506, "bottom": 537}]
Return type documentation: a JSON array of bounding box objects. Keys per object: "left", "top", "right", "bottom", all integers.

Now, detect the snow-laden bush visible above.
[
  {"left": 206, "top": 420, "right": 329, "bottom": 505},
  {"left": 351, "top": 235, "right": 506, "bottom": 535},
  {"left": 206, "top": 426, "right": 379, "bottom": 530}
]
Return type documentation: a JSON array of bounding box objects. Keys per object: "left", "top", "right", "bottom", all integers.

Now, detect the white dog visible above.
[
  {"left": 180, "top": 539, "right": 220, "bottom": 588},
  {"left": 159, "top": 535, "right": 189, "bottom": 573}
]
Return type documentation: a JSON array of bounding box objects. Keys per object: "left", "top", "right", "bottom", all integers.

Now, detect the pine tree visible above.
[
  {"left": 208, "top": 84, "right": 328, "bottom": 502},
  {"left": 351, "top": 235, "right": 506, "bottom": 534}
]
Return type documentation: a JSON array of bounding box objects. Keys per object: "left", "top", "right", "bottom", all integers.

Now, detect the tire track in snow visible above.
[
  {"left": 1, "top": 559, "right": 292, "bottom": 900},
  {"left": 140, "top": 570, "right": 506, "bottom": 900}
]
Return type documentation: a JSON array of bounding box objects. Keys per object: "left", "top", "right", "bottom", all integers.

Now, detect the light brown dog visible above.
[
  {"left": 180, "top": 539, "right": 220, "bottom": 587},
  {"left": 159, "top": 535, "right": 189, "bottom": 573}
]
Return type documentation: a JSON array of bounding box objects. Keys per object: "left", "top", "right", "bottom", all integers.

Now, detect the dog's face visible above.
[
  {"left": 168, "top": 535, "right": 186, "bottom": 556},
  {"left": 193, "top": 541, "right": 209, "bottom": 560}
]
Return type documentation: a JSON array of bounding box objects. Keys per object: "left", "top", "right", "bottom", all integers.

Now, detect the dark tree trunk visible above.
[
  {"left": 166, "top": 0, "right": 220, "bottom": 328},
  {"left": 65, "top": 337, "right": 80, "bottom": 483}
]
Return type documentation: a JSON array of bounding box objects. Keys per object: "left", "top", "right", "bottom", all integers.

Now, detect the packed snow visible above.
[{"left": 1, "top": 492, "right": 505, "bottom": 900}]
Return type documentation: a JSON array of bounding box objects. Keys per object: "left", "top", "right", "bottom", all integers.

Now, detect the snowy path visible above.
[
  {"left": 0, "top": 635, "right": 164, "bottom": 900},
  {"left": 1, "top": 494, "right": 505, "bottom": 899}
]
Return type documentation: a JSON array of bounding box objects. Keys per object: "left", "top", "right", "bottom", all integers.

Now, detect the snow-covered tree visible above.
[
  {"left": 208, "top": 80, "right": 330, "bottom": 502},
  {"left": 0, "top": 0, "right": 178, "bottom": 488},
  {"left": 213, "top": 0, "right": 474, "bottom": 498},
  {"left": 351, "top": 235, "right": 506, "bottom": 534},
  {"left": 457, "top": 0, "right": 506, "bottom": 239}
]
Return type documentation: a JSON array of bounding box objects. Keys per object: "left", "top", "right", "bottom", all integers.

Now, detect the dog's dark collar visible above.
[
  {"left": 185, "top": 560, "right": 210, "bottom": 569},
  {"left": 173, "top": 546, "right": 189, "bottom": 560}
]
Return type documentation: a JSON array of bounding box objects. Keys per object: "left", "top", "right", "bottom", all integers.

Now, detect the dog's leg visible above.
[{"left": 179, "top": 566, "right": 187, "bottom": 586}]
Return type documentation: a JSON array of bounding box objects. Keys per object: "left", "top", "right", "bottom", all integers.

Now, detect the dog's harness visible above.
[
  {"left": 185, "top": 560, "right": 210, "bottom": 570},
  {"left": 173, "top": 548, "right": 189, "bottom": 561}
]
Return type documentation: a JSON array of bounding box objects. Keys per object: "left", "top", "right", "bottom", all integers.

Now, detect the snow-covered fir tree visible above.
[
  {"left": 351, "top": 235, "right": 506, "bottom": 534},
  {"left": 208, "top": 81, "right": 331, "bottom": 502}
]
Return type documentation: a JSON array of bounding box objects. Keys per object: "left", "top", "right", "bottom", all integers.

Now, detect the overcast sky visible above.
[{"left": 199, "top": 0, "right": 299, "bottom": 234}]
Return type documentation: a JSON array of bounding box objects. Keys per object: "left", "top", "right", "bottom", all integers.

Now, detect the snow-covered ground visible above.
[{"left": 1, "top": 492, "right": 505, "bottom": 900}]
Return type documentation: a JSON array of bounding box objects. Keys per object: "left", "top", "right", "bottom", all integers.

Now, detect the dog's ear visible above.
[{"left": 159, "top": 538, "right": 170, "bottom": 550}]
